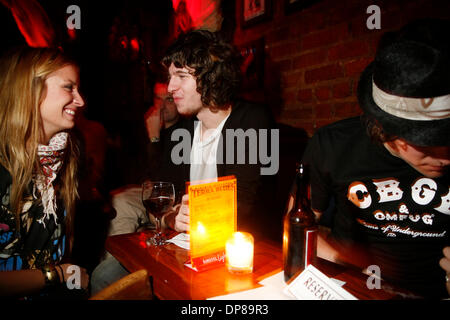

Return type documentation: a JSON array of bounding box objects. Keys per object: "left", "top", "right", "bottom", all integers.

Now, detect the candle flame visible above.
[
  {"left": 233, "top": 232, "right": 245, "bottom": 242},
  {"left": 197, "top": 222, "right": 206, "bottom": 236}
]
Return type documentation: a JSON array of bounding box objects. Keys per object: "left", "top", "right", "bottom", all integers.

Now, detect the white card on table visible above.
[{"left": 284, "top": 264, "right": 358, "bottom": 300}]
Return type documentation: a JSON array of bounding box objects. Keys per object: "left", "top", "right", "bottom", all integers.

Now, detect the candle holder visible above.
[{"left": 225, "top": 232, "right": 254, "bottom": 274}]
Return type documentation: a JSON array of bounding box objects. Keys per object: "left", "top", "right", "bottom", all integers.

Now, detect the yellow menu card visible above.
[{"left": 188, "top": 176, "right": 237, "bottom": 271}]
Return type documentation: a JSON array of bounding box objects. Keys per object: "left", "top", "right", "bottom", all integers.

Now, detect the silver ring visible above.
[{"left": 446, "top": 274, "right": 450, "bottom": 283}]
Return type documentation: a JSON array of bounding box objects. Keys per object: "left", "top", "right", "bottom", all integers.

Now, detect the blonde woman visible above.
[{"left": 0, "top": 47, "right": 89, "bottom": 298}]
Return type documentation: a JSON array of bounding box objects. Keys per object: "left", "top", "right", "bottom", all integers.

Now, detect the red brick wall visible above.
[{"left": 233, "top": 0, "right": 450, "bottom": 136}]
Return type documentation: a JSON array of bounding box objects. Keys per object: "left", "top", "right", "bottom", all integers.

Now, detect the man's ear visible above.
[
  {"left": 389, "top": 139, "right": 408, "bottom": 152},
  {"left": 385, "top": 140, "right": 398, "bottom": 152}
]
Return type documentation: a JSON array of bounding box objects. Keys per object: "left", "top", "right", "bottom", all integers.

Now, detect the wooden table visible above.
[{"left": 105, "top": 230, "right": 411, "bottom": 300}]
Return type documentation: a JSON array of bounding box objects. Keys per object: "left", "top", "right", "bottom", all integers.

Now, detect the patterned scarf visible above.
[{"left": 33, "top": 132, "right": 68, "bottom": 226}]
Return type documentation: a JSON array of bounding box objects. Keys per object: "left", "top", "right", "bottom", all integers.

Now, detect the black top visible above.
[
  {"left": 0, "top": 164, "right": 66, "bottom": 271},
  {"left": 302, "top": 116, "right": 450, "bottom": 298},
  {"left": 149, "top": 100, "right": 278, "bottom": 239}
]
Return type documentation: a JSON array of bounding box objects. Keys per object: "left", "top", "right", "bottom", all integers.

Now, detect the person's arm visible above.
[
  {"left": 145, "top": 104, "right": 162, "bottom": 142},
  {"left": 286, "top": 195, "right": 343, "bottom": 265},
  {"left": 0, "top": 269, "right": 45, "bottom": 297},
  {"left": 143, "top": 103, "right": 166, "bottom": 181},
  {"left": 439, "top": 246, "right": 450, "bottom": 295},
  {"left": 316, "top": 225, "right": 371, "bottom": 270},
  {"left": 0, "top": 263, "right": 89, "bottom": 297}
]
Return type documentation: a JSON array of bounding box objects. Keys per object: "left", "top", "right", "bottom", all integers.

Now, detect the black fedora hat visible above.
[{"left": 357, "top": 19, "right": 450, "bottom": 146}]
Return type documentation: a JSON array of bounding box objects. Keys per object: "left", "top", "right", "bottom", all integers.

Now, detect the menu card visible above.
[{"left": 188, "top": 176, "right": 237, "bottom": 271}]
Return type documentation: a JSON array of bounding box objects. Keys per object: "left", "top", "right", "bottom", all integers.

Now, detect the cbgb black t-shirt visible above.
[{"left": 303, "top": 117, "right": 450, "bottom": 298}]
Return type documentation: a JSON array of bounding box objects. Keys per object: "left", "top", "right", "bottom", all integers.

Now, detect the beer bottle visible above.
[{"left": 283, "top": 163, "right": 318, "bottom": 282}]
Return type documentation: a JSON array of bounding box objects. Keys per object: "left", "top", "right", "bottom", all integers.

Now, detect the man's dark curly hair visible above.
[{"left": 162, "top": 29, "right": 242, "bottom": 110}]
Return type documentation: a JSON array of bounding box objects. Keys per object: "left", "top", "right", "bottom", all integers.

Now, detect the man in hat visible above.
[{"left": 302, "top": 19, "right": 450, "bottom": 298}]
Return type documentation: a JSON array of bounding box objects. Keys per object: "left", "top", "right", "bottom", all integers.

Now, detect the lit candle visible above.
[{"left": 226, "top": 232, "right": 254, "bottom": 274}]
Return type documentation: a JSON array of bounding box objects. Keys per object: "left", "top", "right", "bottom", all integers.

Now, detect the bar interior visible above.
[{"left": 0, "top": 0, "right": 449, "bottom": 306}]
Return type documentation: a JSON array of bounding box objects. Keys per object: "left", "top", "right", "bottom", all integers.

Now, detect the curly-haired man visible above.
[{"left": 91, "top": 30, "right": 278, "bottom": 294}]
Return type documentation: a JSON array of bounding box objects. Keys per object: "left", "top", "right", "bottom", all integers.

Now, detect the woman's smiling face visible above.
[{"left": 39, "top": 64, "right": 84, "bottom": 143}]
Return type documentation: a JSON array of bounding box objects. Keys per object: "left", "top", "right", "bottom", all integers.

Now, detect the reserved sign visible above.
[
  {"left": 284, "top": 265, "right": 357, "bottom": 300},
  {"left": 188, "top": 176, "right": 237, "bottom": 271}
]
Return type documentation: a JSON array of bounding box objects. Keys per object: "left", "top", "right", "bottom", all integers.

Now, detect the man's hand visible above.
[
  {"left": 439, "top": 246, "right": 450, "bottom": 295},
  {"left": 174, "top": 194, "right": 190, "bottom": 232},
  {"left": 163, "top": 194, "right": 190, "bottom": 232},
  {"left": 144, "top": 104, "right": 162, "bottom": 140}
]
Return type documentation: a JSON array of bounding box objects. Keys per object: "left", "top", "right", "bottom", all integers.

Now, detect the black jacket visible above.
[{"left": 150, "top": 100, "right": 278, "bottom": 239}]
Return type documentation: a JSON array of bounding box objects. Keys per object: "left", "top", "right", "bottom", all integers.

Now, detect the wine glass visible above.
[{"left": 142, "top": 180, "right": 175, "bottom": 246}]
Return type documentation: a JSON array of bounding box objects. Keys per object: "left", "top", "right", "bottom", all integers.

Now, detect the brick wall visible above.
[{"left": 233, "top": 0, "right": 450, "bottom": 136}]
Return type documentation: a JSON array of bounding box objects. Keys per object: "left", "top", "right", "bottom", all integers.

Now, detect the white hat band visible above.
[{"left": 372, "top": 80, "right": 450, "bottom": 120}]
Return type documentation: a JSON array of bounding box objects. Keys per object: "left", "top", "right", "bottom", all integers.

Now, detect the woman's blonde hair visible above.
[{"left": 0, "top": 47, "right": 79, "bottom": 250}]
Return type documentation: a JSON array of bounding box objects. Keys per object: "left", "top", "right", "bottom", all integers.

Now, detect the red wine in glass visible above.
[
  {"left": 142, "top": 181, "right": 175, "bottom": 246},
  {"left": 143, "top": 196, "right": 174, "bottom": 219}
]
